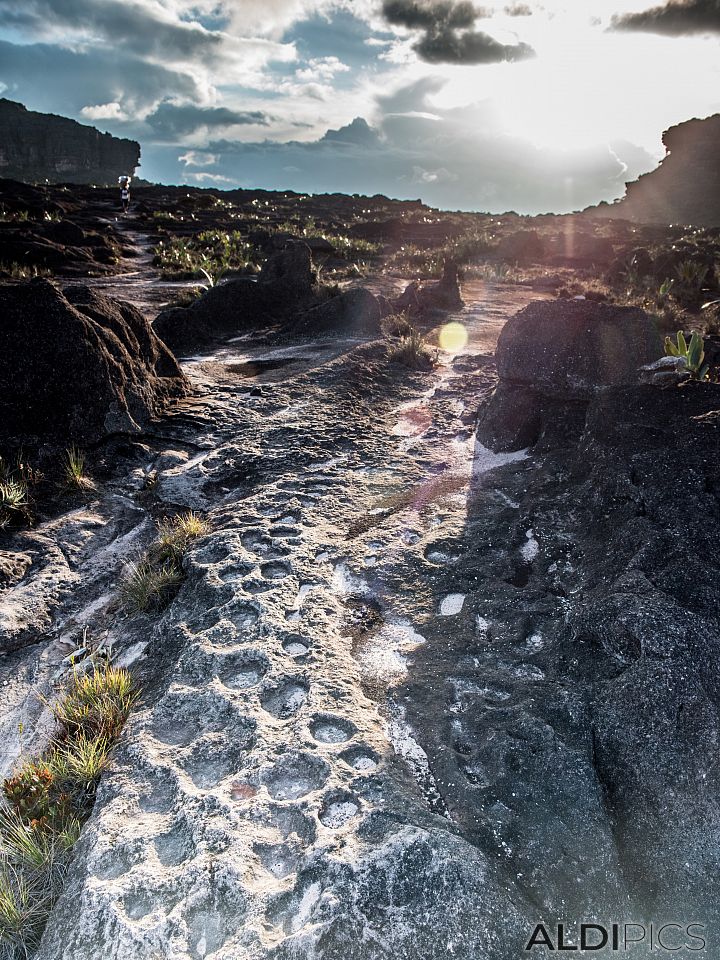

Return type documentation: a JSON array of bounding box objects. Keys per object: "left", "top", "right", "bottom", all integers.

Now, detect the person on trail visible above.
[{"left": 118, "top": 175, "right": 131, "bottom": 213}]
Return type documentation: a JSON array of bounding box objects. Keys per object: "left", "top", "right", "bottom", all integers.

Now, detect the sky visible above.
[{"left": 0, "top": 0, "right": 718, "bottom": 213}]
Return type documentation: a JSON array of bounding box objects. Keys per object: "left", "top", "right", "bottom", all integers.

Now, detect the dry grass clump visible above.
[
  {"left": 120, "top": 511, "right": 208, "bottom": 616},
  {"left": 381, "top": 312, "right": 414, "bottom": 338},
  {"left": 386, "top": 329, "right": 437, "bottom": 371},
  {"left": 0, "top": 665, "right": 138, "bottom": 955},
  {"left": 62, "top": 446, "right": 94, "bottom": 492}
]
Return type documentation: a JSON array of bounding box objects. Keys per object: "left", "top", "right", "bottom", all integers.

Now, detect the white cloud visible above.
[{"left": 80, "top": 101, "right": 125, "bottom": 120}]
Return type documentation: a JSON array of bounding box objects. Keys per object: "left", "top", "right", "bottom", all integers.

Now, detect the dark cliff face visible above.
[
  {"left": 608, "top": 114, "right": 720, "bottom": 226},
  {"left": 0, "top": 99, "right": 140, "bottom": 185}
]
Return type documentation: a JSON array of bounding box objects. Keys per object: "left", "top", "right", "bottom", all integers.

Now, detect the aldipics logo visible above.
[{"left": 524, "top": 923, "right": 707, "bottom": 953}]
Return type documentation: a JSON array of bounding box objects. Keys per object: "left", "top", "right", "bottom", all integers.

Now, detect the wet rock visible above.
[
  {"left": 0, "top": 279, "right": 187, "bottom": 443},
  {"left": 293, "top": 287, "right": 382, "bottom": 336},
  {"left": 478, "top": 299, "right": 664, "bottom": 451}
]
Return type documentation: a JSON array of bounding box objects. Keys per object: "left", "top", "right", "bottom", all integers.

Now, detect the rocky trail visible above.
[{"left": 2, "top": 220, "right": 575, "bottom": 958}]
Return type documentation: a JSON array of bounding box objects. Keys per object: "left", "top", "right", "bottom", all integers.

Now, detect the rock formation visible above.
[
  {"left": 600, "top": 114, "right": 720, "bottom": 226},
  {"left": 154, "top": 244, "right": 319, "bottom": 355},
  {"left": 477, "top": 299, "right": 663, "bottom": 450},
  {"left": 0, "top": 280, "right": 187, "bottom": 443},
  {"left": 0, "top": 99, "right": 140, "bottom": 185}
]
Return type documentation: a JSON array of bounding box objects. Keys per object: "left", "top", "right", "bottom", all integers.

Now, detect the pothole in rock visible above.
[
  {"left": 217, "top": 651, "right": 270, "bottom": 690},
  {"left": 216, "top": 562, "right": 258, "bottom": 583},
  {"left": 309, "top": 714, "right": 355, "bottom": 744},
  {"left": 318, "top": 789, "right": 361, "bottom": 828},
  {"left": 254, "top": 841, "right": 301, "bottom": 880},
  {"left": 224, "top": 600, "right": 262, "bottom": 631},
  {"left": 122, "top": 890, "right": 153, "bottom": 920},
  {"left": 180, "top": 733, "right": 254, "bottom": 790},
  {"left": 439, "top": 593, "right": 466, "bottom": 616},
  {"left": 240, "top": 529, "right": 288, "bottom": 559},
  {"left": 151, "top": 690, "right": 238, "bottom": 746},
  {"left": 228, "top": 357, "right": 313, "bottom": 376},
  {"left": 340, "top": 745, "right": 380, "bottom": 774},
  {"left": 154, "top": 824, "right": 195, "bottom": 867},
  {"left": 281, "top": 635, "right": 311, "bottom": 658},
  {"left": 261, "top": 751, "right": 330, "bottom": 800},
  {"left": 261, "top": 560, "right": 293, "bottom": 581},
  {"left": 260, "top": 678, "right": 309, "bottom": 718},
  {"left": 424, "top": 541, "right": 463, "bottom": 565},
  {"left": 269, "top": 525, "right": 302, "bottom": 539}
]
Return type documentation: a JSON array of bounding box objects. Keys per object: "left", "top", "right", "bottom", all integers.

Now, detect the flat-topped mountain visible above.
[
  {"left": 0, "top": 98, "right": 139, "bottom": 185},
  {"left": 600, "top": 114, "right": 720, "bottom": 226}
]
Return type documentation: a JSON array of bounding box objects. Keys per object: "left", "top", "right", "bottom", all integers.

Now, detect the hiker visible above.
[{"left": 118, "top": 175, "right": 131, "bottom": 213}]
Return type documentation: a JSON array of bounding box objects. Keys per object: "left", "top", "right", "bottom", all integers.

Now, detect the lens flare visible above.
[{"left": 439, "top": 322, "right": 468, "bottom": 352}]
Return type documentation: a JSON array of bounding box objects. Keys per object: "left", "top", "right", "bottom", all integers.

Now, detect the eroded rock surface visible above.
[{"left": 0, "top": 279, "right": 187, "bottom": 443}]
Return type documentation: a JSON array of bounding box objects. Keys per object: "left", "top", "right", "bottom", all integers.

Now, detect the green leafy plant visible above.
[{"left": 664, "top": 330, "right": 710, "bottom": 380}]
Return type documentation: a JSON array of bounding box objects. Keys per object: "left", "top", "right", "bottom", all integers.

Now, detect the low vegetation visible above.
[
  {"left": 120, "top": 511, "right": 208, "bottom": 615},
  {"left": 0, "top": 456, "right": 40, "bottom": 529},
  {"left": 0, "top": 664, "right": 138, "bottom": 956},
  {"left": 386, "top": 328, "right": 437, "bottom": 370},
  {"left": 0, "top": 263, "right": 52, "bottom": 281},
  {"left": 153, "top": 230, "right": 262, "bottom": 281},
  {"left": 62, "top": 446, "right": 94, "bottom": 492},
  {"left": 664, "top": 330, "right": 710, "bottom": 380}
]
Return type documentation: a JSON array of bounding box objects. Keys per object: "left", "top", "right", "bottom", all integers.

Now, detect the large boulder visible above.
[
  {"left": 392, "top": 260, "right": 463, "bottom": 317},
  {"left": 0, "top": 279, "right": 187, "bottom": 444},
  {"left": 478, "top": 299, "right": 664, "bottom": 451},
  {"left": 496, "top": 300, "right": 663, "bottom": 396},
  {"left": 293, "top": 287, "right": 382, "bottom": 336},
  {"left": 154, "top": 244, "right": 317, "bottom": 355}
]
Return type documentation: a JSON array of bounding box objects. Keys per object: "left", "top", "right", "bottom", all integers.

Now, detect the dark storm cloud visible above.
[
  {"left": 146, "top": 103, "right": 269, "bottom": 137},
  {"left": 610, "top": 0, "right": 720, "bottom": 35},
  {"left": 382, "top": 0, "right": 486, "bottom": 29},
  {"left": 381, "top": 0, "right": 535, "bottom": 63},
  {"left": 415, "top": 29, "right": 534, "bottom": 60}
]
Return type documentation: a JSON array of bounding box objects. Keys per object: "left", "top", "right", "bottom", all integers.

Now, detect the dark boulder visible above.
[
  {"left": 154, "top": 244, "right": 317, "bottom": 355},
  {"left": 293, "top": 287, "right": 382, "bottom": 336},
  {"left": 478, "top": 299, "right": 664, "bottom": 451},
  {"left": 392, "top": 260, "right": 463, "bottom": 317},
  {"left": 497, "top": 229, "right": 545, "bottom": 263},
  {"left": 0, "top": 279, "right": 187, "bottom": 444}
]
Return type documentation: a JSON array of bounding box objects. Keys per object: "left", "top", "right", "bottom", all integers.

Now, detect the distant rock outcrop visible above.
[
  {"left": 0, "top": 99, "right": 139, "bottom": 185},
  {"left": 0, "top": 280, "right": 187, "bottom": 443},
  {"left": 601, "top": 114, "right": 720, "bottom": 226}
]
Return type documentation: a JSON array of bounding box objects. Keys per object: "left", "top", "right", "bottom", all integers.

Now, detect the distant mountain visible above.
[
  {"left": 0, "top": 99, "right": 140, "bottom": 186},
  {"left": 597, "top": 114, "right": 720, "bottom": 226}
]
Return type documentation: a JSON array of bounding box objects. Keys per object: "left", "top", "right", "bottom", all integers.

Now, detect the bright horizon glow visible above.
[{"left": 0, "top": 0, "right": 718, "bottom": 212}]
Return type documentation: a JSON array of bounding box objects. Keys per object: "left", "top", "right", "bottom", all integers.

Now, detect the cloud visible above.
[
  {"left": 381, "top": 0, "right": 535, "bottom": 63},
  {"left": 139, "top": 79, "right": 655, "bottom": 215},
  {"left": 179, "top": 150, "right": 220, "bottom": 166},
  {"left": 610, "top": 0, "right": 720, "bottom": 35},
  {"left": 146, "top": 102, "right": 269, "bottom": 137},
  {"left": 81, "top": 102, "right": 125, "bottom": 121}
]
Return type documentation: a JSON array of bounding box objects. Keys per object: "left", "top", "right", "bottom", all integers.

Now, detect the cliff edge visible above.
[{"left": 0, "top": 99, "right": 140, "bottom": 185}]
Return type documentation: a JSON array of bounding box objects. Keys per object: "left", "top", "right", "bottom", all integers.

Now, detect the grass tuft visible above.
[
  {"left": 386, "top": 329, "right": 437, "bottom": 370},
  {"left": 152, "top": 511, "right": 209, "bottom": 566},
  {"left": 62, "top": 446, "right": 94, "bottom": 492},
  {"left": 0, "top": 665, "right": 138, "bottom": 955},
  {"left": 119, "top": 560, "right": 183, "bottom": 615}
]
